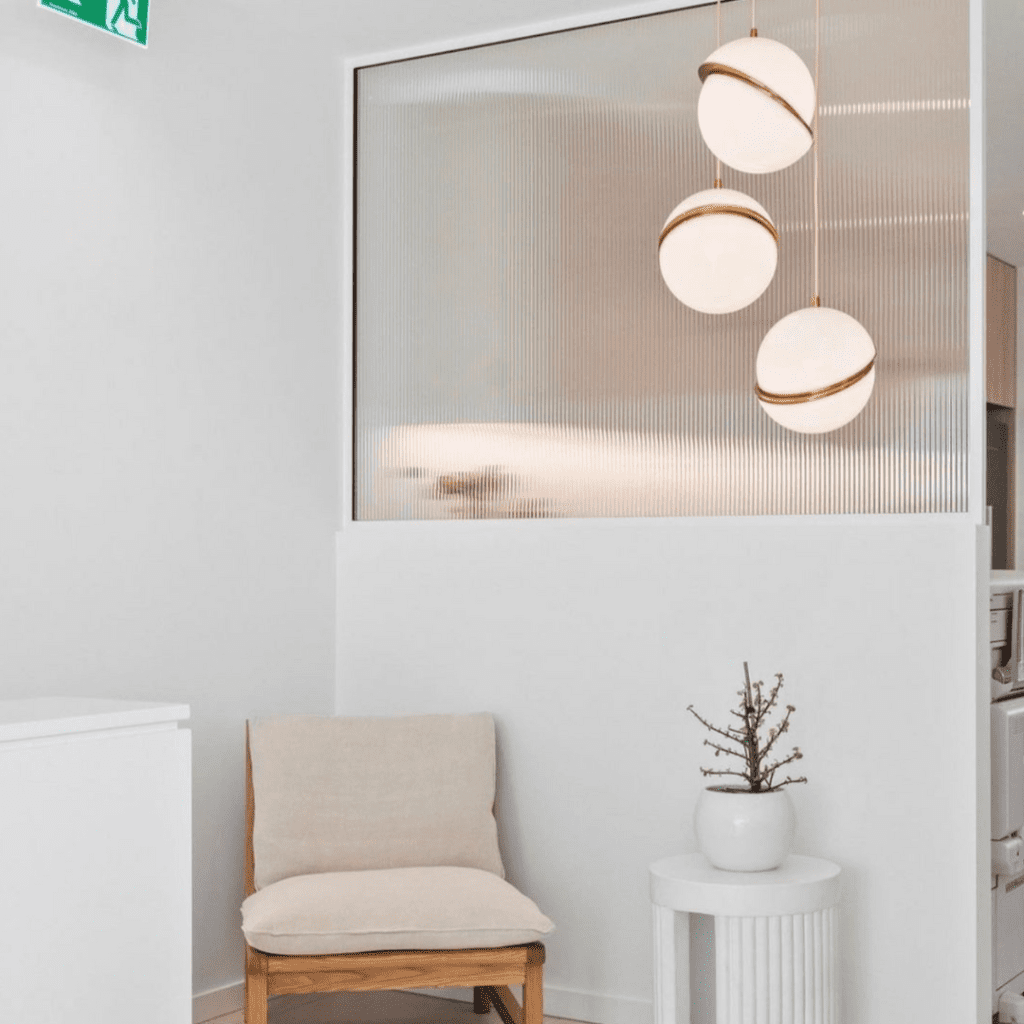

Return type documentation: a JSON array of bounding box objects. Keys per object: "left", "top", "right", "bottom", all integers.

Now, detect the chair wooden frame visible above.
[{"left": 243, "top": 723, "right": 546, "bottom": 1024}]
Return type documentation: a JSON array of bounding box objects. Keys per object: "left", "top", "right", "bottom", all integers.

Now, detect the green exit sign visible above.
[{"left": 40, "top": 0, "right": 150, "bottom": 48}]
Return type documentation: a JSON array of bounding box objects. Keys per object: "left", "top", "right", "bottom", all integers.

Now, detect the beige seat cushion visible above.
[
  {"left": 241, "top": 866, "right": 555, "bottom": 955},
  {"left": 249, "top": 713, "right": 504, "bottom": 889}
]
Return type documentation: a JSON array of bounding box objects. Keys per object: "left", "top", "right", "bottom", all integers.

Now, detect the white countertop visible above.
[{"left": 0, "top": 697, "right": 190, "bottom": 743}]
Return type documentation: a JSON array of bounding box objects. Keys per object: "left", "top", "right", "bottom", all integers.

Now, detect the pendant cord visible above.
[
  {"left": 752, "top": 0, "right": 756, "bottom": 33},
  {"left": 813, "top": 0, "right": 820, "bottom": 305},
  {"left": 715, "top": 0, "right": 723, "bottom": 185}
]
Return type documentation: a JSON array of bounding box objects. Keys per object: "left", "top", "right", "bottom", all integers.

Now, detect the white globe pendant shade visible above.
[
  {"left": 755, "top": 306, "right": 876, "bottom": 434},
  {"left": 698, "top": 36, "right": 816, "bottom": 174},
  {"left": 659, "top": 187, "right": 779, "bottom": 314}
]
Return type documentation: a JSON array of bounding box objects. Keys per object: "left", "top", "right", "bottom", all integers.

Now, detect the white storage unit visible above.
[{"left": 0, "top": 697, "right": 191, "bottom": 1024}]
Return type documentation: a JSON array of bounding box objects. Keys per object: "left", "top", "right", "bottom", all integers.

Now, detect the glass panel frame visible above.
[{"left": 352, "top": 0, "right": 970, "bottom": 521}]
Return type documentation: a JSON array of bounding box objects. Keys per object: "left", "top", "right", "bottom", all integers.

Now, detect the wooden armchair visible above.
[{"left": 242, "top": 713, "right": 553, "bottom": 1024}]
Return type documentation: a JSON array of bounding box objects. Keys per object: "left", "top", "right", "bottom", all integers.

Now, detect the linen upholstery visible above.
[
  {"left": 241, "top": 866, "right": 555, "bottom": 955},
  {"left": 249, "top": 713, "right": 504, "bottom": 890}
]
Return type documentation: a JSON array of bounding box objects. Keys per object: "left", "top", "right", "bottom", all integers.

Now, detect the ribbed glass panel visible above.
[{"left": 354, "top": 0, "right": 968, "bottom": 520}]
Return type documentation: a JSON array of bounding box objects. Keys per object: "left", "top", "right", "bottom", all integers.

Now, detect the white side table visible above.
[{"left": 650, "top": 854, "right": 841, "bottom": 1024}]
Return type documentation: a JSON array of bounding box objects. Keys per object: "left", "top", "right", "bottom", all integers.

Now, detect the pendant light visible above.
[
  {"left": 697, "top": 0, "right": 816, "bottom": 174},
  {"left": 659, "top": 0, "right": 778, "bottom": 315},
  {"left": 754, "top": 0, "right": 876, "bottom": 434}
]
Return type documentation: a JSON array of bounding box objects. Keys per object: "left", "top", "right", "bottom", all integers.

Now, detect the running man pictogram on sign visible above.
[
  {"left": 107, "top": 0, "right": 143, "bottom": 41},
  {"left": 39, "top": 0, "right": 150, "bottom": 48}
]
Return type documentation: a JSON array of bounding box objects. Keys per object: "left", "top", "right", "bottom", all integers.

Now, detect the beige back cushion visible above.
[{"left": 249, "top": 713, "right": 505, "bottom": 890}]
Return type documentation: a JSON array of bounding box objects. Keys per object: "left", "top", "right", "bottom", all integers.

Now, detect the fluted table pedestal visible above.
[{"left": 650, "top": 853, "right": 841, "bottom": 1024}]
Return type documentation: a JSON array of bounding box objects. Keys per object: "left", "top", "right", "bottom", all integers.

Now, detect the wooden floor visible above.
[{"left": 207, "top": 989, "right": 585, "bottom": 1024}]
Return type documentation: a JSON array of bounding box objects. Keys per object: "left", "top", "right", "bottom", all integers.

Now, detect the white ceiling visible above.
[{"left": 227, "top": 0, "right": 1023, "bottom": 270}]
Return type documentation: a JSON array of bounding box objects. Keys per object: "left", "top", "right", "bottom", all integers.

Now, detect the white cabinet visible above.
[{"left": 0, "top": 698, "right": 191, "bottom": 1024}]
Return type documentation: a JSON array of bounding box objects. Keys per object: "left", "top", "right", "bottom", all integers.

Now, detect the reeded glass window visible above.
[{"left": 354, "top": 0, "right": 968, "bottom": 520}]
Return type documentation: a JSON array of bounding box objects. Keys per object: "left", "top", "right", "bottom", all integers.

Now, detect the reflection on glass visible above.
[
  {"left": 354, "top": 0, "right": 969, "bottom": 520},
  {"left": 363, "top": 421, "right": 964, "bottom": 520}
]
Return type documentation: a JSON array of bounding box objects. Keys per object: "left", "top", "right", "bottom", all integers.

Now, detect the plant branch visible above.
[
  {"left": 698, "top": 767, "right": 753, "bottom": 781},
  {"left": 766, "top": 774, "right": 808, "bottom": 791},
  {"left": 765, "top": 748, "right": 804, "bottom": 774},
  {"left": 688, "top": 705, "right": 748, "bottom": 745},
  {"left": 688, "top": 664, "right": 807, "bottom": 793},
  {"left": 752, "top": 675, "right": 782, "bottom": 731},
  {"left": 702, "top": 738, "right": 747, "bottom": 761},
  {"left": 759, "top": 704, "right": 796, "bottom": 762}
]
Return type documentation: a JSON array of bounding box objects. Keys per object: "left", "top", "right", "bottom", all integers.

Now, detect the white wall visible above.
[
  {"left": 336, "top": 2, "right": 988, "bottom": 1022},
  {"left": 0, "top": 0, "right": 338, "bottom": 1009},
  {"left": 0, "top": 0, "right": 984, "bottom": 1020},
  {"left": 337, "top": 516, "right": 983, "bottom": 1024}
]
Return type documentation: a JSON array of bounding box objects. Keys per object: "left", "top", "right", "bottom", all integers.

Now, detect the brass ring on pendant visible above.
[
  {"left": 658, "top": 204, "right": 779, "bottom": 248},
  {"left": 698, "top": 62, "right": 814, "bottom": 140},
  {"left": 754, "top": 358, "right": 876, "bottom": 406}
]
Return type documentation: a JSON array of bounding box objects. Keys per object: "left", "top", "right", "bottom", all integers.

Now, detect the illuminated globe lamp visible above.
[
  {"left": 754, "top": 303, "right": 876, "bottom": 434},
  {"left": 698, "top": 33, "right": 816, "bottom": 175},
  {"left": 659, "top": 186, "right": 779, "bottom": 314}
]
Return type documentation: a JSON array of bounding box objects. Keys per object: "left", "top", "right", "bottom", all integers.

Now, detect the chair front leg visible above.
[
  {"left": 245, "top": 943, "right": 269, "bottom": 1024},
  {"left": 522, "top": 946, "right": 544, "bottom": 1024},
  {"left": 474, "top": 986, "right": 491, "bottom": 1014}
]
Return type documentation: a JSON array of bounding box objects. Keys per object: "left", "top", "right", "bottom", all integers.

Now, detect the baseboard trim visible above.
[
  {"left": 193, "top": 980, "right": 244, "bottom": 1023},
  {"left": 194, "top": 979, "right": 652, "bottom": 1024},
  {"left": 545, "top": 984, "right": 652, "bottom": 1024},
  {"left": 403, "top": 983, "right": 651, "bottom": 1024}
]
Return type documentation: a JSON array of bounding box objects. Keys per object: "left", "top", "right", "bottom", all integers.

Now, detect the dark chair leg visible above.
[{"left": 474, "top": 986, "right": 491, "bottom": 1014}]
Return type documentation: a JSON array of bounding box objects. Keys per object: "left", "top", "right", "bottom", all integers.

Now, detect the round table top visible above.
[{"left": 650, "top": 853, "right": 842, "bottom": 917}]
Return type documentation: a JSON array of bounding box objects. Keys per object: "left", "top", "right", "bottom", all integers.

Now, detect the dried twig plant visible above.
[{"left": 687, "top": 662, "right": 808, "bottom": 793}]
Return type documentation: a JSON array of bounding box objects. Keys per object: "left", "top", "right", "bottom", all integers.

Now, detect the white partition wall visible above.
[
  {"left": 337, "top": 516, "right": 984, "bottom": 1024},
  {"left": 0, "top": 698, "right": 191, "bottom": 1024},
  {"left": 339, "top": 1, "right": 988, "bottom": 1022}
]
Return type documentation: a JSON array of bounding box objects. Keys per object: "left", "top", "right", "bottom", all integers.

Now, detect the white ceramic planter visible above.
[{"left": 694, "top": 786, "right": 796, "bottom": 871}]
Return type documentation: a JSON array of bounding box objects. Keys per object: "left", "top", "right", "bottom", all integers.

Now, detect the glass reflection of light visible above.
[{"left": 365, "top": 422, "right": 951, "bottom": 520}]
